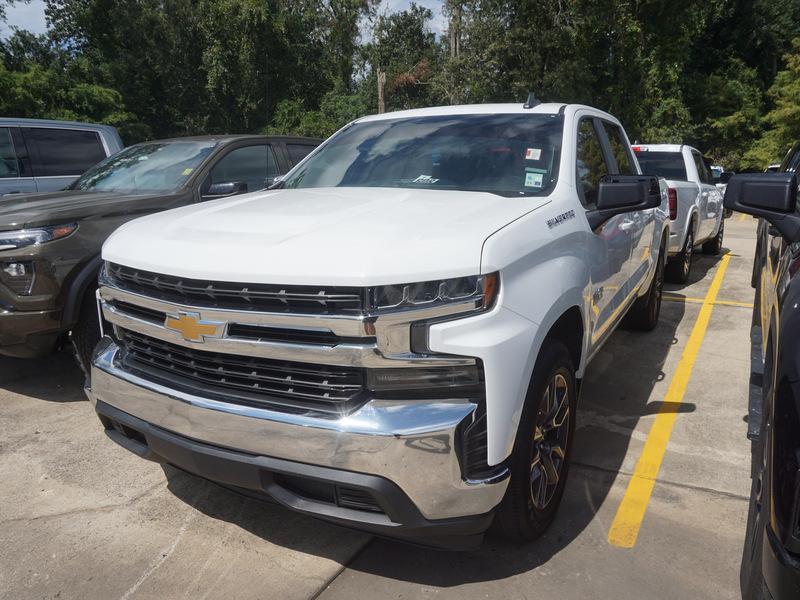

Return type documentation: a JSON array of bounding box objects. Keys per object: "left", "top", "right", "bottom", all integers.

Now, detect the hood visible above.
[
  {"left": 103, "top": 187, "right": 551, "bottom": 286},
  {"left": 0, "top": 189, "right": 178, "bottom": 230}
]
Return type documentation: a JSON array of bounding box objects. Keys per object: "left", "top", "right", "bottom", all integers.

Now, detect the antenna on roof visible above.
[{"left": 523, "top": 92, "right": 540, "bottom": 109}]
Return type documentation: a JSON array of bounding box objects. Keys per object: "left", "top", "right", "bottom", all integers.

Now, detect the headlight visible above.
[
  {"left": 368, "top": 273, "right": 499, "bottom": 312},
  {"left": 0, "top": 223, "right": 78, "bottom": 251}
]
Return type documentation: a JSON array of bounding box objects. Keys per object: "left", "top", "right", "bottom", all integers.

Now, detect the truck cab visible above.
[{"left": 633, "top": 144, "right": 725, "bottom": 282}]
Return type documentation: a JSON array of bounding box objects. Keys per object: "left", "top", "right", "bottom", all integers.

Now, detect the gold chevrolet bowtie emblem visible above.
[{"left": 164, "top": 311, "right": 224, "bottom": 342}]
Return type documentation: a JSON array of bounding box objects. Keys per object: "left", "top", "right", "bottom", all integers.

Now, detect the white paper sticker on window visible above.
[
  {"left": 524, "top": 172, "right": 544, "bottom": 188},
  {"left": 525, "top": 148, "right": 542, "bottom": 160}
]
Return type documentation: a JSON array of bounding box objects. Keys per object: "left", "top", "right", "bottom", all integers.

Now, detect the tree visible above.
[{"left": 746, "top": 38, "right": 800, "bottom": 168}]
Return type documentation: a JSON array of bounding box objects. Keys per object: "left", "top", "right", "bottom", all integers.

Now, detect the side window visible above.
[
  {"left": 208, "top": 144, "right": 278, "bottom": 194},
  {"left": 0, "top": 128, "right": 20, "bottom": 179},
  {"left": 601, "top": 122, "right": 635, "bottom": 175},
  {"left": 576, "top": 119, "right": 609, "bottom": 208},
  {"left": 25, "top": 128, "right": 107, "bottom": 176},
  {"left": 286, "top": 143, "right": 316, "bottom": 166},
  {"left": 692, "top": 152, "right": 711, "bottom": 184}
]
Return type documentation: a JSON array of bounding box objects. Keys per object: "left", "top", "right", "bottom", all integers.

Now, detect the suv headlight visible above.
[
  {"left": 368, "top": 273, "right": 499, "bottom": 313},
  {"left": 0, "top": 223, "right": 78, "bottom": 251}
]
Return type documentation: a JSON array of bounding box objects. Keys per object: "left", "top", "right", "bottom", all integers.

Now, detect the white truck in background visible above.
[{"left": 633, "top": 144, "right": 725, "bottom": 283}]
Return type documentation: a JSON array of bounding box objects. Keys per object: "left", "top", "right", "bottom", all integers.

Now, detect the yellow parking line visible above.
[
  {"left": 662, "top": 294, "right": 752, "bottom": 309},
  {"left": 607, "top": 254, "right": 731, "bottom": 548}
]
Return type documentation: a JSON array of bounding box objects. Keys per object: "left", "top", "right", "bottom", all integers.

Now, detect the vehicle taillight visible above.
[{"left": 668, "top": 188, "right": 678, "bottom": 220}]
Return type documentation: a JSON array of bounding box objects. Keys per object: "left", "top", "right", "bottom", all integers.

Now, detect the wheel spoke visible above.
[{"left": 541, "top": 450, "right": 559, "bottom": 487}]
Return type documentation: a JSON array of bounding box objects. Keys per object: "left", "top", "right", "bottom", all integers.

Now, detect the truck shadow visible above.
[
  {"left": 0, "top": 349, "right": 85, "bottom": 402},
  {"left": 159, "top": 295, "right": 687, "bottom": 585}
]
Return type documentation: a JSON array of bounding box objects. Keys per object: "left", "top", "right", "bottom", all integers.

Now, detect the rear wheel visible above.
[
  {"left": 493, "top": 341, "right": 577, "bottom": 541},
  {"left": 703, "top": 218, "right": 724, "bottom": 255},
  {"left": 625, "top": 241, "right": 665, "bottom": 331},
  {"left": 666, "top": 228, "right": 694, "bottom": 284}
]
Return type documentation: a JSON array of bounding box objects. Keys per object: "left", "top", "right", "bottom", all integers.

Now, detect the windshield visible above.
[
  {"left": 634, "top": 151, "right": 688, "bottom": 181},
  {"left": 72, "top": 140, "right": 218, "bottom": 193},
  {"left": 282, "top": 114, "right": 564, "bottom": 197}
]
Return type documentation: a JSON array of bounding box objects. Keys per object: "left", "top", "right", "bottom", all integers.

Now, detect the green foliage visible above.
[
  {"left": 746, "top": 38, "right": 800, "bottom": 169},
  {"left": 266, "top": 91, "right": 369, "bottom": 139},
  {"left": 0, "top": 0, "right": 797, "bottom": 165}
]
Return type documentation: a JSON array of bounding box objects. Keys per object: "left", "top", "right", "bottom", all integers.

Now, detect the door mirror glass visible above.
[
  {"left": 587, "top": 175, "right": 661, "bottom": 229},
  {"left": 205, "top": 181, "right": 247, "bottom": 198}
]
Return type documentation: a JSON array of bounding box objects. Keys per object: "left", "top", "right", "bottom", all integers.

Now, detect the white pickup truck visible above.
[
  {"left": 632, "top": 144, "right": 725, "bottom": 282},
  {"left": 88, "top": 103, "right": 669, "bottom": 549}
]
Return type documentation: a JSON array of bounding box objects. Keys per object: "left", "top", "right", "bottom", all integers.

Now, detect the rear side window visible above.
[
  {"left": 0, "top": 128, "right": 20, "bottom": 178},
  {"left": 601, "top": 122, "right": 635, "bottom": 175},
  {"left": 633, "top": 150, "right": 687, "bottom": 180},
  {"left": 286, "top": 143, "right": 316, "bottom": 166},
  {"left": 576, "top": 119, "right": 609, "bottom": 208},
  {"left": 25, "top": 128, "right": 107, "bottom": 177},
  {"left": 692, "top": 152, "right": 712, "bottom": 184},
  {"left": 208, "top": 144, "right": 278, "bottom": 193}
]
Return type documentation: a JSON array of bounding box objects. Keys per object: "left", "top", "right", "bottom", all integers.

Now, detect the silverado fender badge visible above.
[
  {"left": 546, "top": 209, "right": 576, "bottom": 229},
  {"left": 164, "top": 311, "right": 225, "bottom": 342}
]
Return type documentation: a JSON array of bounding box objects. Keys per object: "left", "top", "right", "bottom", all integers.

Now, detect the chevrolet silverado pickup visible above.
[
  {"left": 634, "top": 144, "right": 725, "bottom": 282},
  {"left": 89, "top": 103, "right": 669, "bottom": 548}
]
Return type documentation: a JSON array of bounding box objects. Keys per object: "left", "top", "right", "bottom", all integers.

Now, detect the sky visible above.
[
  {"left": 0, "top": 0, "right": 48, "bottom": 38},
  {"left": 0, "top": 0, "right": 446, "bottom": 40}
]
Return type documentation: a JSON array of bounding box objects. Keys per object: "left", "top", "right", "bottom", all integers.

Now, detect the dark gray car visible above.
[
  {"left": 0, "top": 118, "right": 125, "bottom": 195},
  {"left": 0, "top": 134, "right": 321, "bottom": 368}
]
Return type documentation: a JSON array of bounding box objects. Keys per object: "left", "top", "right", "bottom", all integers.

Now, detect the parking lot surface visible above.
[{"left": 0, "top": 216, "right": 757, "bottom": 600}]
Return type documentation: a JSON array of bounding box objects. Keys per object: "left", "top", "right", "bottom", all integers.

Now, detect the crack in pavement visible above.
[
  {"left": 572, "top": 461, "right": 750, "bottom": 501},
  {"left": 0, "top": 480, "right": 164, "bottom": 525}
]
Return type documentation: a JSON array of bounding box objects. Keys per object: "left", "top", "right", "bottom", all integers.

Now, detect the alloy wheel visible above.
[
  {"left": 683, "top": 232, "right": 694, "bottom": 277},
  {"left": 530, "top": 373, "right": 570, "bottom": 510}
]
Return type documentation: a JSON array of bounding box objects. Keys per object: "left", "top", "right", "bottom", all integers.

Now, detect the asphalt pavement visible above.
[{"left": 0, "top": 215, "right": 758, "bottom": 600}]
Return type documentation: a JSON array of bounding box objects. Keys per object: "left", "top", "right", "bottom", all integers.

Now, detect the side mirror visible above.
[
  {"left": 204, "top": 181, "right": 247, "bottom": 198},
  {"left": 724, "top": 173, "right": 800, "bottom": 241},
  {"left": 587, "top": 175, "right": 662, "bottom": 229},
  {"left": 720, "top": 171, "right": 734, "bottom": 184}
]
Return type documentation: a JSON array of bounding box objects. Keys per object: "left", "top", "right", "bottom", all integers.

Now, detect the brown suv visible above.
[{"left": 0, "top": 134, "right": 320, "bottom": 368}]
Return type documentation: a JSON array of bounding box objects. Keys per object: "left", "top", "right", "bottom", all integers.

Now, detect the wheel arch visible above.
[{"left": 60, "top": 255, "right": 103, "bottom": 328}]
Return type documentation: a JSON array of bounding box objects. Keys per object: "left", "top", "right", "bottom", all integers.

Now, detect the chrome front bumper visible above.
[{"left": 89, "top": 337, "right": 509, "bottom": 521}]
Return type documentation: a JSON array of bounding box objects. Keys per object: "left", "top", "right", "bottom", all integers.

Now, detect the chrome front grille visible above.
[
  {"left": 107, "top": 263, "right": 365, "bottom": 314},
  {"left": 118, "top": 330, "right": 367, "bottom": 416}
]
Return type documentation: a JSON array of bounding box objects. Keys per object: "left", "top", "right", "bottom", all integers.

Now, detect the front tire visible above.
[
  {"left": 70, "top": 286, "right": 102, "bottom": 377},
  {"left": 493, "top": 341, "right": 577, "bottom": 542},
  {"left": 703, "top": 218, "right": 724, "bottom": 255},
  {"left": 666, "top": 228, "right": 694, "bottom": 284}
]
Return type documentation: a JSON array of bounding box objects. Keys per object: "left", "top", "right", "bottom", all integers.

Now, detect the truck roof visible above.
[{"left": 357, "top": 103, "right": 619, "bottom": 123}]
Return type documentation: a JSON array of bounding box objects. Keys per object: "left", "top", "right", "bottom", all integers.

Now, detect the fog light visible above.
[
  {"left": 367, "top": 364, "right": 482, "bottom": 392},
  {"left": 1, "top": 261, "right": 35, "bottom": 295}
]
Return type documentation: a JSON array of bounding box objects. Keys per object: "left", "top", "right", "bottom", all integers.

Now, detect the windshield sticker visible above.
[
  {"left": 547, "top": 210, "right": 576, "bottom": 229},
  {"left": 525, "top": 148, "right": 542, "bottom": 160},
  {"left": 413, "top": 175, "right": 440, "bottom": 184},
  {"left": 524, "top": 172, "right": 544, "bottom": 188},
  {"left": 181, "top": 167, "right": 194, "bottom": 176}
]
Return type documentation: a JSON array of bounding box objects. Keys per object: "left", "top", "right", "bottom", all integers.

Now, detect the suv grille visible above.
[
  {"left": 107, "top": 263, "right": 365, "bottom": 314},
  {"left": 117, "top": 330, "right": 367, "bottom": 417}
]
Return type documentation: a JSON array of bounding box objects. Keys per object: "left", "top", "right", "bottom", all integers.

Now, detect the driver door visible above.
[{"left": 575, "top": 117, "right": 635, "bottom": 350}]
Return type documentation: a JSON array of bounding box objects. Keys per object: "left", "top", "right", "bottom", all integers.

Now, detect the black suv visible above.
[
  {"left": 724, "top": 145, "right": 800, "bottom": 599},
  {"left": 0, "top": 135, "right": 320, "bottom": 369}
]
